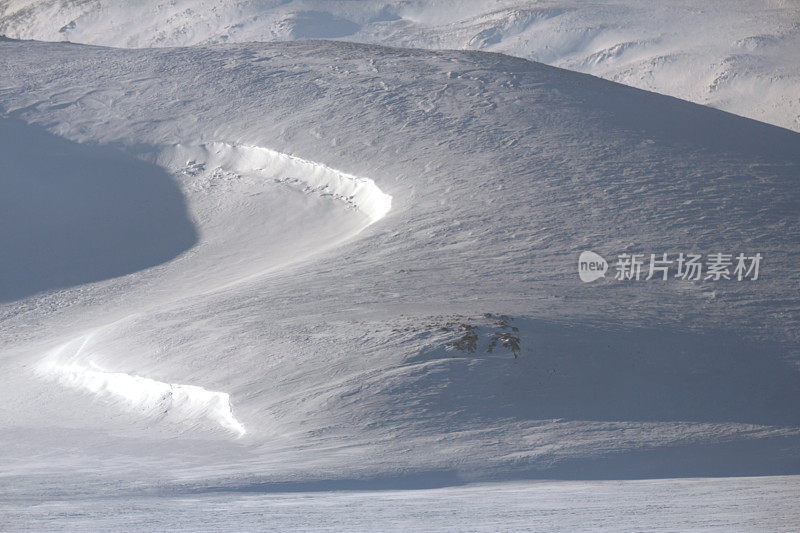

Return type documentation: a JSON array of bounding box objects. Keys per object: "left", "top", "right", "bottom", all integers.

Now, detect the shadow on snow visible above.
[{"left": 0, "top": 117, "right": 197, "bottom": 302}]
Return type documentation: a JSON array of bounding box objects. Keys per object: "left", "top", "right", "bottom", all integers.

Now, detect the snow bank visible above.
[
  {"left": 38, "top": 333, "right": 246, "bottom": 436},
  {"left": 157, "top": 142, "right": 391, "bottom": 224},
  {"left": 26, "top": 142, "right": 390, "bottom": 438}
]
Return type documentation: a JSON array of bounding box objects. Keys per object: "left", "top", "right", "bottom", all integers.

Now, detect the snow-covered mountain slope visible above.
[
  {"left": 1, "top": 0, "right": 799, "bottom": 132},
  {"left": 1, "top": 38, "right": 799, "bottom": 500}
]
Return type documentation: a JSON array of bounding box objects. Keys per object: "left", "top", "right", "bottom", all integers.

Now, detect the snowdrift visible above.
[{"left": 157, "top": 142, "right": 391, "bottom": 224}]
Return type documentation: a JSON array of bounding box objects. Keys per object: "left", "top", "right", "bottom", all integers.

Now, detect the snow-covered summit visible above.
[{"left": 2, "top": 0, "right": 799, "bottom": 131}]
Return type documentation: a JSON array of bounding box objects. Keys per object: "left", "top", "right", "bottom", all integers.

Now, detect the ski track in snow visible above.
[{"left": 34, "top": 142, "right": 391, "bottom": 437}]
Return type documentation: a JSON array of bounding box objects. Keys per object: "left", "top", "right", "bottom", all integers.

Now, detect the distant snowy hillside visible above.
[
  {"left": 1, "top": 0, "right": 798, "bottom": 132},
  {"left": 1, "top": 38, "right": 799, "bottom": 501}
]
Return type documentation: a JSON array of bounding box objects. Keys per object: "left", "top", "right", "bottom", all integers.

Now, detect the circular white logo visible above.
[{"left": 578, "top": 251, "right": 608, "bottom": 282}]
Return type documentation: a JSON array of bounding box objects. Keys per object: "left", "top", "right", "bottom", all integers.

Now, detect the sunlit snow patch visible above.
[
  {"left": 38, "top": 335, "right": 246, "bottom": 437},
  {"left": 158, "top": 142, "right": 392, "bottom": 224}
]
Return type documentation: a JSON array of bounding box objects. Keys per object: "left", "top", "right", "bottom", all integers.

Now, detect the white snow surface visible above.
[
  {"left": 3, "top": 477, "right": 800, "bottom": 531},
  {"left": 1, "top": 0, "right": 799, "bottom": 132},
  {"left": 39, "top": 331, "right": 248, "bottom": 437},
  {"left": 1, "top": 19, "right": 799, "bottom": 530},
  {"left": 159, "top": 142, "right": 392, "bottom": 224}
]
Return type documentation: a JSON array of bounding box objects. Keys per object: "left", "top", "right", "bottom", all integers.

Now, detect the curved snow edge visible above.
[
  {"left": 33, "top": 143, "right": 390, "bottom": 439},
  {"left": 158, "top": 142, "right": 392, "bottom": 224},
  {"left": 37, "top": 334, "right": 246, "bottom": 437}
]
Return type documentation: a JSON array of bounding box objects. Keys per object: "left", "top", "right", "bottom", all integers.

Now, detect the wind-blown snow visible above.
[
  {"left": 22, "top": 140, "right": 389, "bottom": 439},
  {"left": 1, "top": 0, "right": 798, "bottom": 132},
  {"left": 158, "top": 142, "right": 391, "bottom": 224},
  {"left": 41, "top": 359, "right": 247, "bottom": 437},
  {"left": 1, "top": 30, "right": 799, "bottom": 528},
  {"left": 38, "top": 330, "right": 247, "bottom": 436},
  {"left": 2, "top": 35, "right": 798, "bottom": 481}
]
